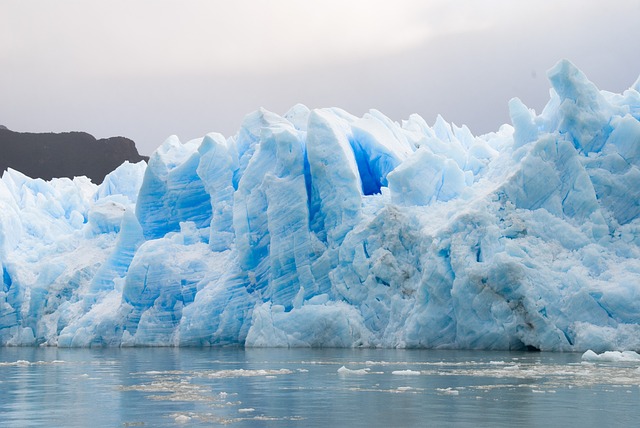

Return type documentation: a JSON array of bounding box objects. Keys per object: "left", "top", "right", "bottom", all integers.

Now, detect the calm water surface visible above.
[{"left": 0, "top": 347, "right": 638, "bottom": 427}]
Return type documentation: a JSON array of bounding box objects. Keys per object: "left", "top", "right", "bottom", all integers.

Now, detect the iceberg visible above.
[
  {"left": 581, "top": 349, "right": 640, "bottom": 363},
  {"left": 2, "top": 60, "right": 640, "bottom": 352}
]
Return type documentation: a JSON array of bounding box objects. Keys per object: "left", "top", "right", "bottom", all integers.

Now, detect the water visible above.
[{"left": 0, "top": 347, "right": 638, "bottom": 427}]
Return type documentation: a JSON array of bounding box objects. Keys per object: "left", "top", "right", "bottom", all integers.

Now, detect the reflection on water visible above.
[{"left": 0, "top": 347, "right": 638, "bottom": 427}]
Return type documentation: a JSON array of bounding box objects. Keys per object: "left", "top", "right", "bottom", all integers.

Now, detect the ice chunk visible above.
[
  {"left": 95, "top": 160, "right": 146, "bottom": 203},
  {"left": 337, "top": 366, "right": 370, "bottom": 375},
  {"left": 232, "top": 120, "right": 314, "bottom": 307},
  {"left": 582, "top": 350, "right": 640, "bottom": 363},
  {"left": 349, "top": 113, "right": 412, "bottom": 195},
  {"left": 547, "top": 59, "right": 616, "bottom": 153},
  {"left": 391, "top": 370, "right": 421, "bottom": 375},
  {"left": 502, "top": 134, "right": 603, "bottom": 226},
  {"left": 87, "top": 210, "right": 144, "bottom": 295},
  {"left": 196, "top": 133, "right": 237, "bottom": 251},
  {"left": 283, "top": 103, "right": 311, "bottom": 131},
  {"left": 136, "top": 136, "right": 212, "bottom": 240},
  {"left": 246, "top": 301, "right": 371, "bottom": 347},
  {"left": 387, "top": 147, "right": 467, "bottom": 206},
  {"left": 509, "top": 98, "right": 539, "bottom": 148},
  {"left": 306, "top": 109, "right": 362, "bottom": 245}
]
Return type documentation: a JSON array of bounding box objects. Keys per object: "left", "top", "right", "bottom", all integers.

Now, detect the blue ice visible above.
[{"left": 2, "top": 60, "right": 640, "bottom": 352}]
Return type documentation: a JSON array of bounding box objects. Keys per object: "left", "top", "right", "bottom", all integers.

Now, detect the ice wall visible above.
[{"left": 2, "top": 60, "right": 640, "bottom": 352}]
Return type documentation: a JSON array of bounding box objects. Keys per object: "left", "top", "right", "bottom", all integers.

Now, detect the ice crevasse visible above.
[{"left": 2, "top": 59, "right": 640, "bottom": 351}]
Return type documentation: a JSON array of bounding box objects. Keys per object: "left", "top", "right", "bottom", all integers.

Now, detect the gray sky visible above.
[{"left": 2, "top": 0, "right": 639, "bottom": 155}]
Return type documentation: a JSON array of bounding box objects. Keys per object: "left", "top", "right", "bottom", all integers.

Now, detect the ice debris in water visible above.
[
  {"left": 338, "top": 366, "right": 370, "bottom": 375},
  {"left": 391, "top": 370, "right": 421, "bottom": 376},
  {"left": 582, "top": 350, "right": 640, "bottom": 363},
  {"left": 174, "top": 414, "right": 191, "bottom": 424},
  {"left": 436, "top": 388, "right": 460, "bottom": 396},
  {"left": 2, "top": 60, "right": 640, "bottom": 352}
]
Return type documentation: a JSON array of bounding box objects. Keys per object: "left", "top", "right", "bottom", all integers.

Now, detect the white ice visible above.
[{"left": 581, "top": 350, "right": 640, "bottom": 363}]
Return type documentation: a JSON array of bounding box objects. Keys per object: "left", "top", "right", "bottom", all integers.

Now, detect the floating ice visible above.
[
  {"left": 174, "top": 415, "right": 191, "bottom": 424},
  {"left": 391, "top": 370, "right": 421, "bottom": 376},
  {"left": 436, "top": 387, "right": 459, "bottom": 396},
  {"left": 581, "top": 350, "right": 640, "bottom": 363},
  {"left": 1, "top": 60, "right": 640, "bottom": 352},
  {"left": 337, "top": 366, "right": 370, "bottom": 375},
  {"left": 200, "top": 369, "right": 293, "bottom": 379}
]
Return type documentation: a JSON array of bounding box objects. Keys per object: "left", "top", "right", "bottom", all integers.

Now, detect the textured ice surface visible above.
[{"left": 2, "top": 60, "right": 640, "bottom": 351}]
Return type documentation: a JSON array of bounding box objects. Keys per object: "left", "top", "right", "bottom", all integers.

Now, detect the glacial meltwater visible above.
[{"left": 0, "top": 348, "right": 638, "bottom": 427}]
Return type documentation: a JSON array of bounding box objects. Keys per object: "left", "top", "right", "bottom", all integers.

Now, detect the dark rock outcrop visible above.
[{"left": 0, "top": 127, "right": 148, "bottom": 183}]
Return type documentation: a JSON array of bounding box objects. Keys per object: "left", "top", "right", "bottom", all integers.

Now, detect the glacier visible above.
[{"left": 2, "top": 59, "right": 640, "bottom": 352}]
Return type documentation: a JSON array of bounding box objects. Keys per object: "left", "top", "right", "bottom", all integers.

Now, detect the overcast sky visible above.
[{"left": 2, "top": 0, "right": 640, "bottom": 155}]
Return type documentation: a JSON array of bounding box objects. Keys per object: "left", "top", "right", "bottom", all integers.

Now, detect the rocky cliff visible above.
[{"left": 0, "top": 127, "right": 148, "bottom": 183}]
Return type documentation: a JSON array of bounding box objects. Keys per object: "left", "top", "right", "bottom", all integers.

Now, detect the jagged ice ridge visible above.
[{"left": 2, "top": 60, "right": 640, "bottom": 351}]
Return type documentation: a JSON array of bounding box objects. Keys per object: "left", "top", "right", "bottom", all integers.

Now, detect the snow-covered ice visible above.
[{"left": 2, "top": 60, "right": 640, "bottom": 352}]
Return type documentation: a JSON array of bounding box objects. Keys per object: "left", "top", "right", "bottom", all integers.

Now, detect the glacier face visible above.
[{"left": 2, "top": 60, "right": 640, "bottom": 351}]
